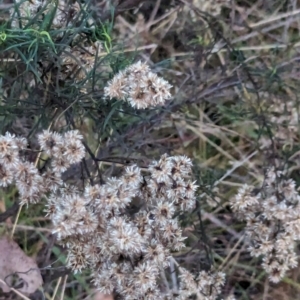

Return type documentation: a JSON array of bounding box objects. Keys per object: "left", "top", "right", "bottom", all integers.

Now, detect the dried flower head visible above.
[
  {"left": 0, "top": 129, "right": 226, "bottom": 299},
  {"left": 104, "top": 61, "right": 172, "bottom": 109},
  {"left": 231, "top": 167, "right": 300, "bottom": 283}
]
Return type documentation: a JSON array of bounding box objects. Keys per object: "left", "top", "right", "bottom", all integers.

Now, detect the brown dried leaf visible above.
[{"left": 0, "top": 236, "right": 43, "bottom": 294}]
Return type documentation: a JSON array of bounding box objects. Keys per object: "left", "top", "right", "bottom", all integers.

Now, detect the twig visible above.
[
  {"left": 97, "top": 44, "right": 157, "bottom": 57},
  {"left": 263, "top": 278, "right": 269, "bottom": 300},
  {"left": 10, "top": 204, "right": 23, "bottom": 238},
  {"left": 0, "top": 279, "right": 31, "bottom": 300},
  {"left": 50, "top": 277, "right": 62, "bottom": 300},
  {"left": 249, "top": 8, "right": 300, "bottom": 28},
  {"left": 202, "top": 212, "right": 241, "bottom": 239},
  {"left": 170, "top": 259, "right": 178, "bottom": 293},
  {"left": 42, "top": 267, "right": 71, "bottom": 285},
  {"left": 1, "top": 223, "right": 52, "bottom": 232},
  {"left": 59, "top": 275, "right": 68, "bottom": 300},
  {"left": 172, "top": 41, "right": 300, "bottom": 59},
  {"left": 160, "top": 269, "right": 170, "bottom": 294},
  {"left": 211, "top": 150, "right": 259, "bottom": 189},
  {"left": 218, "top": 234, "right": 245, "bottom": 270}
]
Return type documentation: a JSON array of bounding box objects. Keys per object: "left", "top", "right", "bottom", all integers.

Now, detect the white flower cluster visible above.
[
  {"left": 230, "top": 168, "right": 300, "bottom": 283},
  {"left": 0, "top": 130, "right": 227, "bottom": 299},
  {"left": 0, "top": 130, "right": 85, "bottom": 205},
  {"left": 38, "top": 129, "right": 85, "bottom": 172},
  {"left": 47, "top": 154, "right": 205, "bottom": 299},
  {"left": 177, "top": 267, "right": 226, "bottom": 300},
  {"left": 104, "top": 61, "right": 172, "bottom": 109}
]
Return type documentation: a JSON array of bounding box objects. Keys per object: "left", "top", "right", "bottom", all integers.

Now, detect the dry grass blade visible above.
[{"left": 0, "top": 279, "right": 31, "bottom": 300}]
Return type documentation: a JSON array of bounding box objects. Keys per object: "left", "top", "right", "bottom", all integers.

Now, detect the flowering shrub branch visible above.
[
  {"left": 0, "top": 60, "right": 230, "bottom": 299},
  {"left": 231, "top": 168, "right": 300, "bottom": 283}
]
